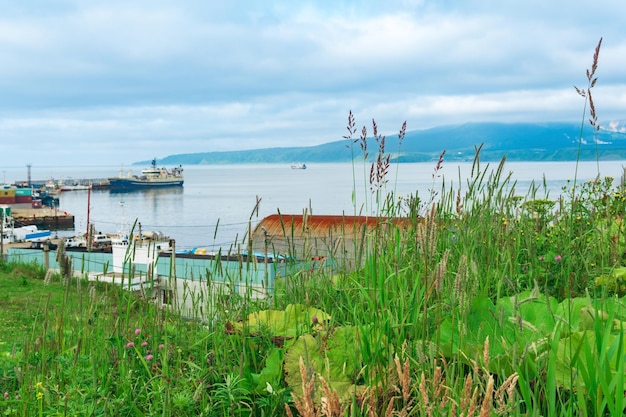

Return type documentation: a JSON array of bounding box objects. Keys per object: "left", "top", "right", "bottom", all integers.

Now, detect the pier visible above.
[
  {"left": 16, "top": 178, "right": 110, "bottom": 190},
  {"left": 9, "top": 204, "right": 74, "bottom": 229}
]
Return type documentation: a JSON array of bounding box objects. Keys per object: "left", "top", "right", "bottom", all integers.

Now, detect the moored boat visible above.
[
  {"left": 1, "top": 205, "right": 52, "bottom": 244},
  {"left": 291, "top": 163, "right": 307, "bottom": 170},
  {"left": 108, "top": 159, "right": 184, "bottom": 190}
]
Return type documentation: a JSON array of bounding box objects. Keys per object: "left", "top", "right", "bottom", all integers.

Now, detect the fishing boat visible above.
[
  {"left": 1, "top": 206, "right": 51, "bottom": 244},
  {"left": 108, "top": 159, "right": 184, "bottom": 191},
  {"left": 291, "top": 163, "right": 307, "bottom": 170}
]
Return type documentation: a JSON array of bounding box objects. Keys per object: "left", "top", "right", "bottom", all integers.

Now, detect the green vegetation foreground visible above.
[
  {"left": 3, "top": 155, "right": 626, "bottom": 416},
  {"left": 2, "top": 38, "right": 626, "bottom": 416}
]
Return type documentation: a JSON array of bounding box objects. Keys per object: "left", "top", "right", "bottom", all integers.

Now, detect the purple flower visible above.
[
  {"left": 135, "top": 328, "right": 141, "bottom": 335},
  {"left": 3, "top": 392, "right": 8, "bottom": 399},
  {"left": 145, "top": 354, "right": 154, "bottom": 361},
  {"left": 555, "top": 255, "right": 562, "bottom": 262},
  {"left": 141, "top": 341, "right": 148, "bottom": 347},
  {"left": 311, "top": 316, "right": 319, "bottom": 324},
  {"left": 158, "top": 344, "right": 165, "bottom": 350},
  {"left": 126, "top": 342, "right": 135, "bottom": 348}
]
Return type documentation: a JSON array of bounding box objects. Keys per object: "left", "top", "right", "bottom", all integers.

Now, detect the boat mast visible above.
[{"left": 86, "top": 186, "right": 91, "bottom": 236}]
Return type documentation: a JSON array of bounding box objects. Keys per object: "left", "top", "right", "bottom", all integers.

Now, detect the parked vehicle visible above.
[
  {"left": 93, "top": 233, "right": 112, "bottom": 246},
  {"left": 64, "top": 236, "right": 86, "bottom": 248}
]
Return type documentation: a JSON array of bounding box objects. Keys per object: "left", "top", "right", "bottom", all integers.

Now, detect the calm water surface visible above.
[{"left": 2, "top": 161, "right": 625, "bottom": 250}]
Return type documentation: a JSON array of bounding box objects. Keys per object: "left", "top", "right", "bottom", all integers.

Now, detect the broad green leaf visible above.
[
  {"left": 283, "top": 327, "right": 370, "bottom": 403},
  {"left": 233, "top": 304, "right": 331, "bottom": 338},
  {"left": 253, "top": 347, "right": 284, "bottom": 394}
]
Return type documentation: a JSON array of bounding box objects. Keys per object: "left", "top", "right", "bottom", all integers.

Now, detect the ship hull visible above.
[{"left": 107, "top": 178, "right": 184, "bottom": 190}]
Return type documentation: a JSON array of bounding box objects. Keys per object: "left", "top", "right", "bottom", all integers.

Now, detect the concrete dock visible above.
[{"left": 9, "top": 204, "right": 74, "bottom": 229}]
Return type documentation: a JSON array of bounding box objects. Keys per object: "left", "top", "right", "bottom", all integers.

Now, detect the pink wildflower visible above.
[
  {"left": 3, "top": 392, "right": 8, "bottom": 399},
  {"left": 555, "top": 255, "right": 562, "bottom": 262},
  {"left": 158, "top": 344, "right": 165, "bottom": 350},
  {"left": 145, "top": 354, "right": 154, "bottom": 361},
  {"left": 141, "top": 341, "right": 148, "bottom": 347},
  {"left": 135, "top": 328, "right": 141, "bottom": 335},
  {"left": 126, "top": 342, "right": 135, "bottom": 348}
]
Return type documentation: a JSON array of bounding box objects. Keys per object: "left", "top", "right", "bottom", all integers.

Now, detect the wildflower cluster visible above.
[{"left": 125, "top": 328, "right": 154, "bottom": 362}]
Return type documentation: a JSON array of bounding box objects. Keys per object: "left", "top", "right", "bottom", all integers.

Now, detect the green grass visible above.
[
  {"left": 2, "top": 37, "right": 624, "bottom": 416},
  {"left": 2, "top": 153, "right": 625, "bottom": 416}
]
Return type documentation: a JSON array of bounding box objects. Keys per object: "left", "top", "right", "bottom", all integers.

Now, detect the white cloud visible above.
[{"left": 0, "top": 0, "right": 623, "bottom": 166}]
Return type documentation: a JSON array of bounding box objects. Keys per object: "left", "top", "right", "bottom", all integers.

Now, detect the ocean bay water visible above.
[{"left": 2, "top": 160, "right": 625, "bottom": 251}]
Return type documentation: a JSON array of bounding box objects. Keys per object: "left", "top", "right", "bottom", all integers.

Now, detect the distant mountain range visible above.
[{"left": 139, "top": 121, "right": 626, "bottom": 166}]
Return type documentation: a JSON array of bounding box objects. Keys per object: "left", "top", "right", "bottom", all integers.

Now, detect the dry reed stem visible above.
[
  {"left": 385, "top": 397, "right": 395, "bottom": 417},
  {"left": 394, "top": 354, "right": 411, "bottom": 403},
  {"left": 575, "top": 38, "right": 603, "bottom": 131},
  {"left": 483, "top": 336, "right": 490, "bottom": 370},
  {"left": 432, "top": 150, "right": 446, "bottom": 179},
  {"left": 478, "top": 375, "right": 494, "bottom": 417},
  {"left": 460, "top": 373, "right": 473, "bottom": 414},
  {"left": 435, "top": 249, "right": 450, "bottom": 292},
  {"left": 319, "top": 376, "right": 342, "bottom": 417},
  {"left": 494, "top": 373, "right": 519, "bottom": 414},
  {"left": 286, "top": 357, "right": 318, "bottom": 417},
  {"left": 419, "top": 372, "right": 429, "bottom": 411},
  {"left": 453, "top": 255, "right": 468, "bottom": 298},
  {"left": 285, "top": 344, "right": 518, "bottom": 417},
  {"left": 432, "top": 366, "right": 445, "bottom": 405},
  {"left": 398, "top": 121, "right": 407, "bottom": 145},
  {"left": 364, "top": 387, "right": 379, "bottom": 417},
  {"left": 467, "top": 387, "right": 479, "bottom": 417}
]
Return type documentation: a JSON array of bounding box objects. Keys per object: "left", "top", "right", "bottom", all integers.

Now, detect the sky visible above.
[{"left": 0, "top": 0, "right": 625, "bottom": 168}]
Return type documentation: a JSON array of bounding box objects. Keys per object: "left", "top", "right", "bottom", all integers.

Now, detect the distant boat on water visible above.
[
  {"left": 108, "top": 159, "right": 184, "bottom": 191},
  {"left": 291, "top": 163, "right": 307, "bottom": 170},
  {"left": 58, "top": 182, "right": 91, "bottom": 192},
  {"left": 45, "top": 179, "right": 91, "bottom": 192}
]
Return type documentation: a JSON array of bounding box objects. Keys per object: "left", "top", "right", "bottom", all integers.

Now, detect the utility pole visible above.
[
  {"left": 26, "top": 164, "right": 31, "bottom": 187},
  {"left": 170, "top": 239, "right": 176, "bottom": 310},
  {"left": 262, "top": 226, "right": 269, "bottom": 297},
  {"left": 0, "top": 209, "right": 4, "bottom": 260},
  {"left": 86, "top": 186, "right": 91, "bottom": 237}
]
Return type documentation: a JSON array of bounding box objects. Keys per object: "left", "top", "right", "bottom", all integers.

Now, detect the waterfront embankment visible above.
[{"left": 9, "top": 204, "right": 74, "bottom": 229}]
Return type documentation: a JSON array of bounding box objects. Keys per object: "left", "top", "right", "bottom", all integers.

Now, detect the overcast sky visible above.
[{"left": 0, "top": 0, "right": 624, "bottom": 167}]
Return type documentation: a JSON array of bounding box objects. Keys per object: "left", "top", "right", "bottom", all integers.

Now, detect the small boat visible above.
[
  {"left": 108, "top": 159, "right": 184, "bottom": 191},
  {"left": 111, "top": 229, "right": 172, "bottom": 273},
  {"left": 291, "top": 163, "right": 307, "bottom": 170},
  {"left": 1, "top": 208, "right": 51, "bottom": 244},
  {"left": 55, "top": 179, "right": 92, "bottom": 192},
  {"left": 59, "top": 184, "right": 91, "bottom": 192}
]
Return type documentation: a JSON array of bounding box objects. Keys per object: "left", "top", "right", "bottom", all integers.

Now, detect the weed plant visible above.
[{"left": 2, "top": 37, "right": 626, "bottom": 416}]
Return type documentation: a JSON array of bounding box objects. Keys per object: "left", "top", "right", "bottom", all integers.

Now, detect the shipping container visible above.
[
  {"left": 0, "top": 189, "right": 15, "bottom": 198},
  {"left": 0, "top": 196, "right": 16, "bottom": 204},
  {"left": 14, "top": 188, "right": 32, "bottom": 197},
  {"left": 15, "top": 196, "right": 33, "bottom": 204}
]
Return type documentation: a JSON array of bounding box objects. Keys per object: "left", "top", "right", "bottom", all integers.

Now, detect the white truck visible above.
[{"left": 64, "top": 236, "right": 86, "bottom": 248}]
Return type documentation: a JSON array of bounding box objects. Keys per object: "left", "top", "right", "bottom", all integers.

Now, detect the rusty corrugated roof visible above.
[{"left": 253, "top": 214, "right": 412, "bottom": 239}]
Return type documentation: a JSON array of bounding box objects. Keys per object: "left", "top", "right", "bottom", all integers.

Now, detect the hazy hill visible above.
[{"left": 142, "top": 122, "right": 626, "bottom": 166}]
